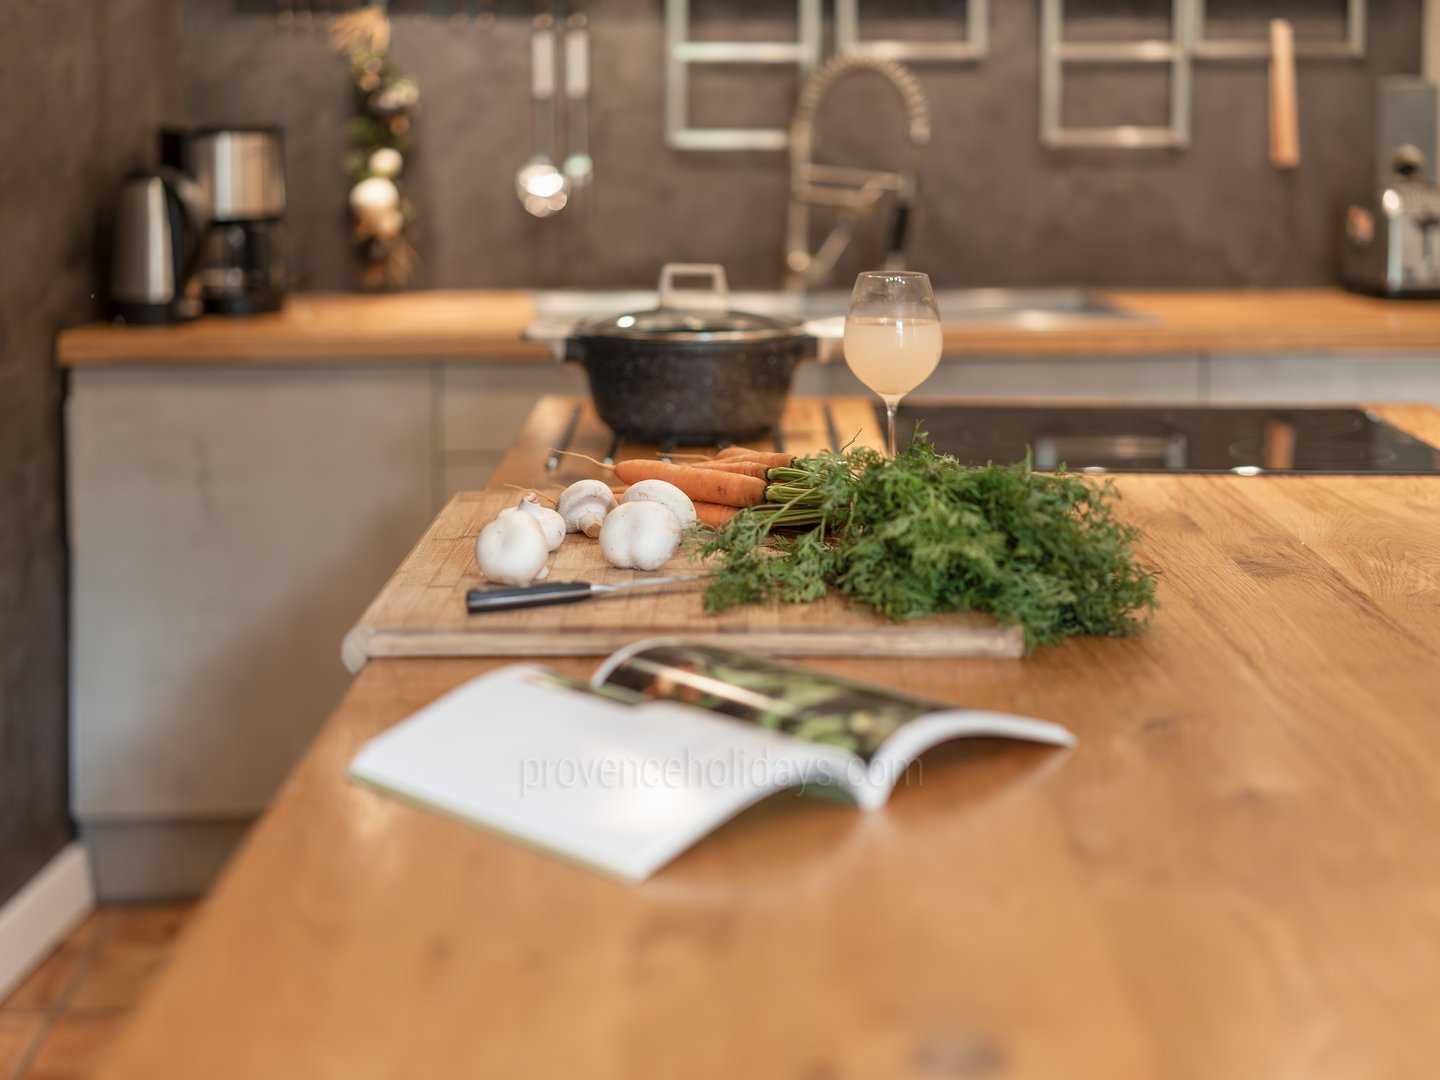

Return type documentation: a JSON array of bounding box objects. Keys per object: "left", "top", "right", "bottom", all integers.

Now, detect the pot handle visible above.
[
  {"left": 658, "top": 263, "right": 728, "bottom": 312},
  {"left": 520, "top": 319, "right": 576, "bottom": 363}
]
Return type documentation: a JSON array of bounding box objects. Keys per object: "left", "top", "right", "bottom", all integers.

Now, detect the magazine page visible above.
[
  {"left": 349, "top": 664, "right": 859, "bottom": 882},
  {"left": 593, "top": 640, "right": 1076, "bottom": 807},
  {"left": 593, "top": 640, "right": 957, "bottom": 763}
]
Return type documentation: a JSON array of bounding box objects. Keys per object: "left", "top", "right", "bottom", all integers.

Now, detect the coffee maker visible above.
[
  {"left": 1341, "top": 79, "right": 1440, "bottom": 299},
  {"left": 162, "top": 127, "right": 287, "bottom": 315}
]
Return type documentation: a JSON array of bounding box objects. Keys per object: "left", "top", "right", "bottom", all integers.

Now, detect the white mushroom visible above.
[
  {"left": 517, "top": 492, "right": 566, "bottom": 551},
  {"left": 599, "top": 501, "right": 682, "bottom": 571},
  {"left": 620, "top": 479, "right": 697, "bottom": 528},
  {"left": 557, "top": 479, "right": 617, "bottom": 539},
  {"left": 475, "top": 508, "right": 551, "bottom": 586}
]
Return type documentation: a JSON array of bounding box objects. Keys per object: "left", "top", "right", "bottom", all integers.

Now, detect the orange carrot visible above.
[
  {"left": 692, "top": 501, "right": 742, "bottom": 527},
  {"left": 691, "top": 459, "right": 772, "bottom": 479},
  {"left": 716, "top": 447, "right": 795, "bottom": 468},
  {"left": 553, "top": 450, "right": 769, "bottom": 507},
  {"left": 611, "top": 459, "right": 766, "bottom": 507}
]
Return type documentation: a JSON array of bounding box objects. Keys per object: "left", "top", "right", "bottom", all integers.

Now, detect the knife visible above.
[{"left": 466, "top": 575, "right": 707, "bottom": 613}]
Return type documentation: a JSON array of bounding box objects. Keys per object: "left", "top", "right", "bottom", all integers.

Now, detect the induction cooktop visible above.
[{"left": 879, "top": 404, "right": 1440, "bottom": 475}]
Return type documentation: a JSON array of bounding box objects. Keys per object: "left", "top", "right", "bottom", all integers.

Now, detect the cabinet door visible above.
[
  {"left": 69, "top": 365, "right": 435, "bottom": 819},
  {"left": 1206, "top": 353, "right": 1440, "bottom": 404},
  {"left": 827, "top": 355, "right": 1204, "bottom": 402},
  {"left": 438, "top": 362, "right": 586, "bottom": 497}
]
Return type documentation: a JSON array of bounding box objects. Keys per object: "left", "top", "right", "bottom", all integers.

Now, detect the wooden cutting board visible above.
[{"left": 341, "top": 491, "right": 1025, "bottom": 670}]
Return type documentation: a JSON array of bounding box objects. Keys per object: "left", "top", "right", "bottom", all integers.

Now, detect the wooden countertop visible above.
[
  {"left": 94, "top": 400, "right": 1440, "bottom": 1080},
  {"left": 56, "top": 288, "right": 1440, "bottom": 366},
  {"left": 58, "top": 290, "right": 545, "bottom": 365}
]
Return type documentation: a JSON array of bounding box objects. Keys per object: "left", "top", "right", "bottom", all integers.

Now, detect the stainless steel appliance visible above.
[
  {"left": 1341, "top": 79, "right": 1440, "bottom": 298},
  {"left": 162, "top": 126, "right": 287, "bottom": 315},
  {"left": 108, "top": 169, "right": 207, "bottom": 325},
  {"left": 884, "top": 404, "right": 1440, "bottom": 475}
]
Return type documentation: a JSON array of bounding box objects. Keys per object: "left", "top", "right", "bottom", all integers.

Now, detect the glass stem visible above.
[{"left": 885, "top": 400, "right": 899, "bottom": 458}]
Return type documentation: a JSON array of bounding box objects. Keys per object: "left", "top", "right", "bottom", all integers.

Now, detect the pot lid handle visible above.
[{"left": 658, "top": 263, "right": 729, "bottom": 312}]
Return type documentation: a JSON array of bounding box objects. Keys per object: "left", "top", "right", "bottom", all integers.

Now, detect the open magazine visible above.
[{"left": 349, "top": 640, "right": 1074, "bottom": 882}]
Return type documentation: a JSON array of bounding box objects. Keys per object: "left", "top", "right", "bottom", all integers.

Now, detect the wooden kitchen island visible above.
[{"left": 93, "top": 399, "right": 1440, "bottom": 1080}]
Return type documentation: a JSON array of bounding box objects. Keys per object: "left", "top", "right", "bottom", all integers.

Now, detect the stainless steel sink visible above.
[
  {"left": 792, "top": 287, "right": 1140, "bottom": 323},
  {"left": 533, "top": 286, "right": 1141, "bottom": 329}
]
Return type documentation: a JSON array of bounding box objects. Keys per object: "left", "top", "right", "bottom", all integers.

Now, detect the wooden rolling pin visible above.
[{"left": 1269, "top": 19, "right": 1300, "bottom": 169}]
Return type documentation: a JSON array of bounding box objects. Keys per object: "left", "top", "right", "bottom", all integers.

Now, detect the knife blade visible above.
[{"left": 466, "top": 575, "right": 707, "bottom": 613}]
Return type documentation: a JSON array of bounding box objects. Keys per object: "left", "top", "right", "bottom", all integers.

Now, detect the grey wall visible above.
[
  {"left": 180, "top": 0, "right": 1422, "bottom": 291},
  {"left": 0, "top": 0, "right": 180, "bottom": 905}
]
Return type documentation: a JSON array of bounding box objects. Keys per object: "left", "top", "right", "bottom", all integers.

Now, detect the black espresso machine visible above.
[{"left": 161, "top": 126, "right": 287, "bottom": 315}]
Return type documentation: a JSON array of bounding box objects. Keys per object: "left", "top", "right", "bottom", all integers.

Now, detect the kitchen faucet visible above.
[{"left": 784, "top": 54, "right": 931, "bottom": 291}]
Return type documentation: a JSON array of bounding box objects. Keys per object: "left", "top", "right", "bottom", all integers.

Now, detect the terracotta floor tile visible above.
[
  {"left": 65, "top": 905, "right": 194, "bottom": 1013},
  {"left": 0, "top": 948, "right": 84, "bottom": 1014},
  {"left": 56, "top": 913, "right": 107, "bottom": 953},
  {"left": 1, "top": 912, "right": 107, "bottom": 1012},
  {"left": 22, "top": 1014, "right": 127, "bottom": 1080},
  {"left": 0, "top": 1013, "right": 47, "bottom": 1080},
  {"left": 98, "top": 905, "right": 192, "bottom": 949}
]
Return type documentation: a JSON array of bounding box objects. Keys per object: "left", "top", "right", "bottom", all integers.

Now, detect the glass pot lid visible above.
[{"left": 576, "top": 305, "right": 806, "bottom": 344}]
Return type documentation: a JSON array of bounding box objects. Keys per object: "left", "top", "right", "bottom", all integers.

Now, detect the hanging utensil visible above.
[
  {"left": 516, "top": 2, "right": 571, "bottom": 217},
  {"left": 1269, "top": 19, "right": 1300, "bottom": 169},
  {"left": 562, "top": 0, "right": 594, "bottom": 190}
]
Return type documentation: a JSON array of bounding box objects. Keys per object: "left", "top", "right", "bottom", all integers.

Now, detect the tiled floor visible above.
[{"left": 0, "top": 905, "right": 197, "bottom": 1080}]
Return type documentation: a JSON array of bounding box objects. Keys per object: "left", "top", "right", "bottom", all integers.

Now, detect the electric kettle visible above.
[{"left": 108, "top": 168, "right": 207, "bottom": 324}]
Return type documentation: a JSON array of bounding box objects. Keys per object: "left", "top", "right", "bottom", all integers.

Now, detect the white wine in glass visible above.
[{"left": 843, "top": 271, "right": 942, "bottom": 457}]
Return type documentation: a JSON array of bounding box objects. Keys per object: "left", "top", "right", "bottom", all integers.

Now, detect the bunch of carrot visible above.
[{"left": 575, "top": 447, "right": 796, "bottom": 527}]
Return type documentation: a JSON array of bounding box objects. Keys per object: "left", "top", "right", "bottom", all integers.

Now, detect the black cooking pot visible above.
[{"left": 563, "top": 265, "right": 817, "bottom": 443}]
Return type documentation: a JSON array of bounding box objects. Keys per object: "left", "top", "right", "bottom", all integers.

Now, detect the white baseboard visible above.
[{"left": 0, "top": 843, "right": 95, "bottom": 1002}]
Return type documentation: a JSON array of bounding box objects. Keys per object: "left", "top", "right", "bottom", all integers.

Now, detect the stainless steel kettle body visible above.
[{"left": 109, "top": 168, "right": 208, "bottom": 324}]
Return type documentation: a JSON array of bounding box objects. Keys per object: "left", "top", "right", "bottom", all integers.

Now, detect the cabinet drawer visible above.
[
  {"left": 441, "top": 457, "right": 504, "bottom": 499},
  {"left": 830, "top": 355, "right": 1203, "bottom": 402},
  {"left": 1206, "top": 353, "right": 1440, "bottom": 404}
]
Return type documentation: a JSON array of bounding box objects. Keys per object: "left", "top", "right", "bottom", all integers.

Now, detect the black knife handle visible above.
[{"left": 466, "top": 581, "right": 594, "bottom": 613}]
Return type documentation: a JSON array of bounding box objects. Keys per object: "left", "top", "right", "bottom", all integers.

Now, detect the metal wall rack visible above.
[
  {"left": 1041, "top": 0, "right": 1367, "bottom": 150},
  {"left": 834, "top": 0, "right": 988, "bottom": 63},
  {"left": 1192, "top": 0, "right": 1366, "bottom": 60},
  {"left": 660, "top": 0, "right": 1369, "bottom": 154},
  {"left": 663, "top": 0, "right": 823, "bottom": 151},
  {"left": 1040, "top": 0, "right": 1193, "bottom": 149}
]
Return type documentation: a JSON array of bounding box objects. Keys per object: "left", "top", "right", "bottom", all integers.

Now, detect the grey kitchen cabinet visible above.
[
  {"left": 1205, "top": 353, "right": 1440, "bottom": 404},
  {"left": 812, "top": 351, "right": 1440, "bottom": 407},
  {"left": 68, "top": 358, "right": 591, "bottom": 900},
  {"left": 69, "top": 364, "right": 438, "bottom": 899},
  {"left": 437, "top": 362, "right": 588, "bottom": 499},
  {"left": 816, "top": 353, "right": 1206, "bottom": 402}
]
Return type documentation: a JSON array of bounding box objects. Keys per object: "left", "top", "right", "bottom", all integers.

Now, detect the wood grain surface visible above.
[
  {"left": 91, "top": 400, "right": 1440, "bottom": 1080},
  {"left": 342, "top": 490, "right": 1023, "bottom": 669},
  {"left": 56, "top": 288, "right": 1440, "bottom": 365},
  {"left": 57, "top": 290, "right": 544, "bottom": 365}
]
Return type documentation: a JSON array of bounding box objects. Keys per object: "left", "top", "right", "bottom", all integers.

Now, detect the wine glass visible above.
[{"left": 843, "top": 271, "right": 942, "bottom": 457}]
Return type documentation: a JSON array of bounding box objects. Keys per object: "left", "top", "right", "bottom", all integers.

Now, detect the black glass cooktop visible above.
[{"left": 880, "top": 404, "right": 1440, "bottom": 474}]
